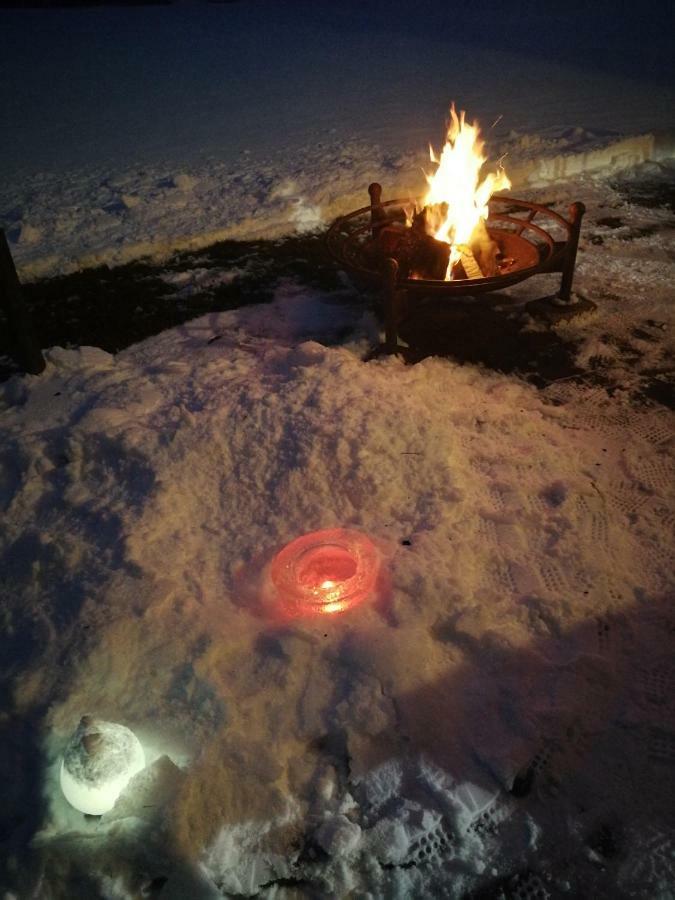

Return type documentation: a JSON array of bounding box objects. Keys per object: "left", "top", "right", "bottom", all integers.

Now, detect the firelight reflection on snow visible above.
[{"left": 271, "top": 529, "right": 379, "bottom": 615}]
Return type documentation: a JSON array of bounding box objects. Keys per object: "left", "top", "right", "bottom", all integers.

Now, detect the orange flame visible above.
[{"left": 423, "top": 105, "right": 510, "bottom": 279}]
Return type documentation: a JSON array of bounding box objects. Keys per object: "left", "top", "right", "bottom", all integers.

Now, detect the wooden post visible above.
[
  {"left": 558, "top": 202, "right": 585, "bottom": 303},
  {"left": 0, "top": 229, "right": 45, "bottom": 375}
]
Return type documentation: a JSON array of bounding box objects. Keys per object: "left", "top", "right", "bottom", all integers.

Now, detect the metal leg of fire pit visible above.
[
  {"left": 383, "top": 257, "right": 401, "bottom": 353},
  {"left": 558, "top": 201, "right": 585, "bottom": 303},
  {"left": 527, "top": 201, "right": 596, "bottom": 324},
  {"left": 327, "top": 188, "right": 596, "bottom": 344}
]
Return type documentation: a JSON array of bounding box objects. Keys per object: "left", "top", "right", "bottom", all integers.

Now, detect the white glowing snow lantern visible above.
[
  {"left": 60, "top": 716, "right": 146, "bottom": 815},
  {"left": 271, "top": 528, "right": 379, "bottom": 615}
]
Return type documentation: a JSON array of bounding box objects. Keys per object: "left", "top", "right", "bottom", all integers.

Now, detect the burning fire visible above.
[{"left": 421, "top": 105, "right": 510, "bottom": 279}]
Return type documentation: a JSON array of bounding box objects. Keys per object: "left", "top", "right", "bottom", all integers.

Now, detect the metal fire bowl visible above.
[{"left": 326, "top": 195, "right": 576, "bottom": 295}]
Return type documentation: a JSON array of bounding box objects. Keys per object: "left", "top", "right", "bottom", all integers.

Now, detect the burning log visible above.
[
  {"left": 374, "top": 225, "right": 450, "bottom": 281},
  {"left": 456, "top": 244, "right": 482, "bottom": 279},
  {"left": 409, "top": 232, "right": 451, "bottom": 280},
  {"left": 366, "top": 202, "right": 503, "bottom": 281},
  {"left": 407, "top": 207, "right": 451, "bottom": 279},
  {"left": 370, "top": 219, "right": 488, "bottom": 281},
  {"left": 467, "top": 218, "right": 499, "bottom": 277},
  {"left": 368, "top": 207, "right": 451, "bottom": 281}
]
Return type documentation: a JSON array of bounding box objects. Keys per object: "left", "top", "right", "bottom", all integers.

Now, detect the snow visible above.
[
  {"left": 2, "top": 267, "right": 674, "bottom": 895},
  {"left": 1, "top": 4, "right": 674, "bottom": 898}
]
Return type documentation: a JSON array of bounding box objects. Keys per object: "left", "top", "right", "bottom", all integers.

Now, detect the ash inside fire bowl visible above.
[{"left": 366, "top": 209, "right": 541, "bottom": 282}]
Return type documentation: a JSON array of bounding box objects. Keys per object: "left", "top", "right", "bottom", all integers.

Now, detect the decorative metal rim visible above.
[{"left": 327, "top": 195, "right": 573, "bottom": 294}]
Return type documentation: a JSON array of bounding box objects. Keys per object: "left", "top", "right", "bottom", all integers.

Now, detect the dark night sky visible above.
[{"left": 1, "top": 0, "right": 673, "bottom": 84}]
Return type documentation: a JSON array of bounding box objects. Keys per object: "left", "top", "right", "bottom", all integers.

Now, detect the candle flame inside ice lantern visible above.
[
  {"left": 271, "top": 528, "right": 379, "bottom": 614},
  {"left": 60, "top": 716, "right": 145, "bottom": 815}
]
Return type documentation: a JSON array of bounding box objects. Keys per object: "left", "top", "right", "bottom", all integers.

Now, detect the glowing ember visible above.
[
  {"left": 271, "top": 529, "right": 379, "bottom": 615},
  {"left": 422, "top": 104, "right": 511, "bottom": 279}
]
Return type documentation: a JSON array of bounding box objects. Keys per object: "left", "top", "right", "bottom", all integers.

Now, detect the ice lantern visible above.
[
  {"left": 60, "top": 716, "right": 146, "bottom": 815},
  {"left": 271, "top": 528, "right": 379, "bottom": 614}
]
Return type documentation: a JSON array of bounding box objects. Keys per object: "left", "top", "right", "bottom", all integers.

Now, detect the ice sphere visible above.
[{"left": 60, "top": 715, "right": 146, "bottom": 815}]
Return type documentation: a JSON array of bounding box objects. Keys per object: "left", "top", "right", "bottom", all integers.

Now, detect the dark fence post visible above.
[{"left": 0, "top": 229, "right": 45, "bottom": 375}]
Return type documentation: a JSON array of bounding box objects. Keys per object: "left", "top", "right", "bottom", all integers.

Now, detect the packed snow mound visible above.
[{"left": 1, "top": 284, "right": 673, "bottom": 897}]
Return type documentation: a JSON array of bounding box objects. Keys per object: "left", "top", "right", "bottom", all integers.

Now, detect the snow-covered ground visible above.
[
  {"left": 2, "top": 165, "right": 674, "bottom": 897},
  {"left": 1, "top": 4, "right": 674, "bottom": 899}
]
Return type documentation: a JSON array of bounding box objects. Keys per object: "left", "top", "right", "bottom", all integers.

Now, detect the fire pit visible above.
[
  {"left": 327, "top": 186, "right": 585, "bottom": 352},
  {"left": 326, "top": 106, "right": 586, "bottom": 352}
]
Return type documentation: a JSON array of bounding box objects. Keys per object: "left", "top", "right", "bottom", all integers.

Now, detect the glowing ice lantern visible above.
[
  {"left": 60, "top": 716, "right": 146, "bottom": 815},
  {"left": 271, "top": 528, "right": 379, "bottom": 614}
]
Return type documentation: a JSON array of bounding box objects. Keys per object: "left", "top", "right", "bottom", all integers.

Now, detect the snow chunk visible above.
[
  {"left": 287, "top": 341, "right": 327, "bottom": 368},
  {"left": 172, "top": 173, "right": 199, "bottom": 192},
  {"left": 120, "top": 193, "right": 141, "bottom": 209},
  {"left": 159, "top": 265, "right": 246, "bottom": 298},
  {"left": 202, "top": 820, "right": 293, "bottom": 897},
  {"left": 17, "top": 223, "right": 42, "bottom": 245},
  {"left": 356, "top": 759, "right": 403, "bottom": 813},
  {"left": 315, "top": 814, "right": 362, "bottom": 857},
  {"left": 365, "top": 817, "right": 410, "bottom": 864},
  {"left": 45, "top": 346, "right": 114, "bottom": 371}
]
